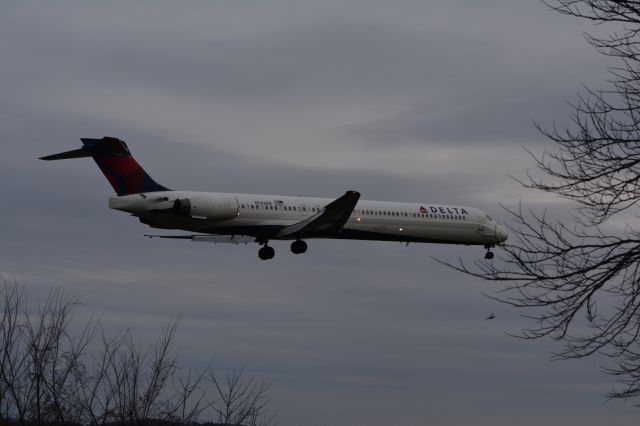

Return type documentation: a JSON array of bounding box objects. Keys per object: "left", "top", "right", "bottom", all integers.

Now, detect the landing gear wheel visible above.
[
  {"left": 483, "top": 244, "right": 495, "bottom": 260},
  {"left": 258, "top": 245, "right": 275, "bottom": 260},
  {"left": 290, "top": 240, "right": 308, "bottom": 254}
]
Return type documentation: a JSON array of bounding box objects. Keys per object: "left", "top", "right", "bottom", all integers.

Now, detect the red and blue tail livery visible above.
[
  {"left": 41, "top": 137, "right": 507, "bottom": 260},
  {"left": 40, "top": 136, "right": 169, "bottom": 196}
]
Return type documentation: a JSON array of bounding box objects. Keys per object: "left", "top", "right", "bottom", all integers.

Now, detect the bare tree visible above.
[
  {"left": 446, "top": 0, "right": 640, "bottom": 404},
  {"left": 0, "top": 282, "right": 92, "bottom": 424},
  {"left": 211, "top": 369, "right": 274, "bottom": 426},
  {"left": 0, "top": 280, "right": 277, "bottom": 424}
]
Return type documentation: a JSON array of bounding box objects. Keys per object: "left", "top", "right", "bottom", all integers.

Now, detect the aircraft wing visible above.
[
  {"left": 144, "top": 190, "right": 360, "bottom": 243},
  {"left": 275, "top": 190, "right": 360, "bottom": 239},
  {"left": 145, "top": 234, "right": 256, "bottom": 244}
]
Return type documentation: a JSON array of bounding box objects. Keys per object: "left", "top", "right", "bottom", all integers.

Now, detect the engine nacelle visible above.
[{"left": 172, "top": 195, "right": 239, "bottom": 221}]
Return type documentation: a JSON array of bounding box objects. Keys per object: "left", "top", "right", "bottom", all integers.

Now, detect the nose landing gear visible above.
[
  {"left": 484, "top": 244, "right": 495, "bottom": 260},
  {"left": 258, "top": 244, "right": 275, "bottom": 260},
  {"left": 290, "top": 240, "right": 307, "bottom": 255}
]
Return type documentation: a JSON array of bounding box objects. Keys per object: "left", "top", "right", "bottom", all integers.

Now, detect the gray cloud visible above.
[{"left": 336, "top": 91, "right": 582, "bottom": 146}]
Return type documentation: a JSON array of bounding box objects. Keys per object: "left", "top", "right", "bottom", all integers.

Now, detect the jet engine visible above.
[{"left": 172, "top": 195, "right": 239, "bottom": 221}]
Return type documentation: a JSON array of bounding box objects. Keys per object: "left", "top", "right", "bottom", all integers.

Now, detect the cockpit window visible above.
[{"left": 486, "top": 215, "right": 492, "bottom": 221}]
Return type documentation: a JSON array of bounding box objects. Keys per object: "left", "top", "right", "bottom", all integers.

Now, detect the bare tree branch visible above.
[{"left": 446, "top": 0, "right": 640, "bottom": 404}]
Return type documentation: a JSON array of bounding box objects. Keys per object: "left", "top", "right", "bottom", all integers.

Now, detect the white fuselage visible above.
[{"left": 109, "top": 191, "right": 508, "bottom": 246}]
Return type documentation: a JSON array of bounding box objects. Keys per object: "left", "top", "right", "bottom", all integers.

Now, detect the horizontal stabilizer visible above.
[{"left": 40, "top": 148, "right": 91, "bottom": 161}]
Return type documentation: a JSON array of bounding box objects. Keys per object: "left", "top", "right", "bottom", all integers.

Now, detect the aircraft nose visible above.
[{"left": 496, "top": 224, "right": 509, "bottom": 243}]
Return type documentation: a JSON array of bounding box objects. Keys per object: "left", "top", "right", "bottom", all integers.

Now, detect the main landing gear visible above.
[
  {"left": 258, "top": 244, "right": 275, "bottom": 260},
  {"left": 257, "top": 240, "right": 308, "bottom": 260},
  {"left": 484, "top": 244, "right": 495, "bottom": 260},
  {"left": 290, "top": 240, "right": 307, "bottom": 255}
]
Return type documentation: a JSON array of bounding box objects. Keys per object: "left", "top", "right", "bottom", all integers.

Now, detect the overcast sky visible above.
[{"left": 1, "top": 1, "right": 637, "bottom": 425}]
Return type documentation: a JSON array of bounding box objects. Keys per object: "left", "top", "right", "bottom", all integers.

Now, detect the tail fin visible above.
[{"left": 40, "top": 137, "right": 170, "bottom": 195}]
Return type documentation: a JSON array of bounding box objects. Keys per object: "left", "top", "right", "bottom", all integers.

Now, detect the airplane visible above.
[{"left": 41, "top": 137, "right": 508, "bottom": 260}]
